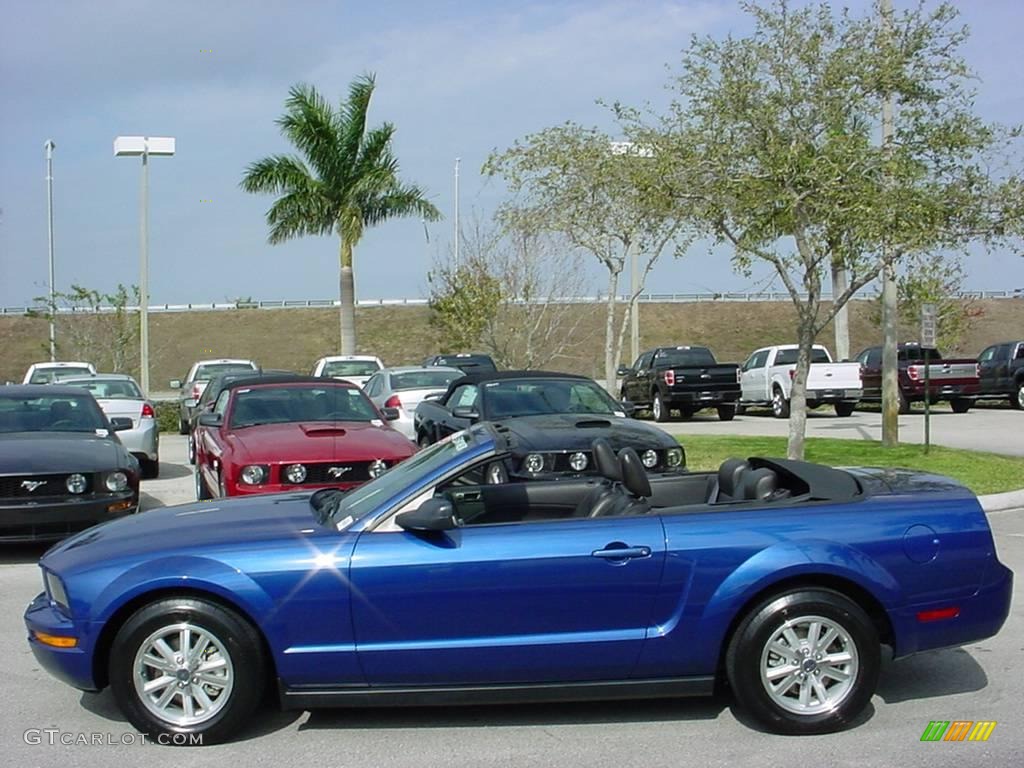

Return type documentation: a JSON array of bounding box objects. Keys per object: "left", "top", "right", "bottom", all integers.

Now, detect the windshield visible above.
[
  {"left": 324, "top": 429, "right": 489, "bottom": 527},
  {"left": 899, "top": 347, "right": 942, "bottom": 362},
  {"left": 481, "top": 378, "right": 621, "bottom": 418},
  {"left": 29, "top": 367, "right": 93, "bottom": 384},
  {"left": 195, "top": 363, "right": 256, "bottom": 380},
  {"left": 322, "top": 360, "right": 381, "bottom": 377},
  {"left": 0, "top": 393, "right": 107, "bottom": 433},
  {"left": 63, "top": 379, "right": 142, "bottom": 399},
  {"left": 229, "top": 384, "right": 378, "bottom": 428},
  {"left": 391, "top": 370, "right": 461, "bottom": 391},
  {"left": 654, "top": 347, "right": 717, "bottom": 367},
  {"left": 775, "top": 348, "right": 831, "bottom": 365},
  {"left": 436, "top": 355, "right": 496, "bottom": 372}
]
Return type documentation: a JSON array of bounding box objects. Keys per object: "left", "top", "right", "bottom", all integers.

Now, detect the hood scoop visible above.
[
  {"left": 574, "top": 419, "right": 612, "bottom": 429},
  {"left": 300, "top": 424, "right": 347, "bottom": 436}
]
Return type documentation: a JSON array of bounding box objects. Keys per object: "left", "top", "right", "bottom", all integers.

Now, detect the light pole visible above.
[
  {"left": 114, "top": 136, "right": 175, "bottom": 396},
  {"left": 454, "top": 157, "right": 461, "bottom": 267},
  {"left": 45, "top": 140, "right": 56, "bottom": 361}
]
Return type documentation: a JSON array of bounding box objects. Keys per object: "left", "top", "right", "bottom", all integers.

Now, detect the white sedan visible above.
[
  {"left": 363, "top": 366, "right": 463, "bottom": 440},
  {"left": 61, "top": 374, "right": 160, "bottom": 478}
]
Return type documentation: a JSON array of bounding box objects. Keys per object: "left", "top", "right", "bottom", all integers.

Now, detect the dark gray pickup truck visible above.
[
  {"left": 617, "top": 346, "right": 741, "bottom": 422},
  {"left": 976, "top": 340, "right": 1024, "bottom": 409}
]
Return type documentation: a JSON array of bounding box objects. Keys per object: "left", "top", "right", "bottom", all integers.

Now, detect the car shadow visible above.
[
  {"left": 299, "top": 694, "right": 728, "bottom": 732},
  {"left": 149, "top": 461, "right": 193, "bottom": 480},
  {"left": 0, "top": 542, "right": 52, "bottom": 565},
  {"left": 875, "top": 647, "right": 988, "bottom": 703}
]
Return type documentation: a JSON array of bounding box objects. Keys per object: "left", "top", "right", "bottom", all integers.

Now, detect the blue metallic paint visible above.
[{"left": 25, "top": 426, "right": 1012, "bottom": 709}]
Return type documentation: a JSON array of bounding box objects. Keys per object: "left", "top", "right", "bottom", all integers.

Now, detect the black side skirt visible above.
[{"left": 279, "top": 676, "right": 715, "bottom": 710}]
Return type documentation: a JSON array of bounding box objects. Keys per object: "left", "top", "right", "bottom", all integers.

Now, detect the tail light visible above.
[
  {"left": 663, "top": 370, "right": 675, "bottom": 386},
  {"left": 141, "top": 403, "right": 155, "bottom": 419},
  {"left": 191, "top": 383, "right": 202, "bottom": 400},
  {"left": 789, "top": 369, "right": 796, "bottom": 380},
  {"left": 859, "top": 365, "right": 865, "bottom": 380},
  {"left": 384, "top": 394, "right": 402, "bottom": 409},
  {"left": 975, "top": 363, "right": 980, "bottom": 378},
  {"left": 907, "top": 366, "right": 921, "bottom": 382}
]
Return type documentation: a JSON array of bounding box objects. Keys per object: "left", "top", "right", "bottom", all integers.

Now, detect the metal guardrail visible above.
[{"left": 3, "top": 289, "right": 1021, "bottom": 315}]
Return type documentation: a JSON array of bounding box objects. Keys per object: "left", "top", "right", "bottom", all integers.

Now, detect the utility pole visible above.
[
  {"left": 45, "top": 140, "right": 57, "bottom": 361},
  {"left": 139, "top": 150, "right": 150, "bottom": 396},
  {"left": 880, "top": 0, "right": 899, "bottom": 447},
  {"left": 629, "top": 240, "right": 640, "bottom": 364},
  {"left": 453, "top": 157, "right": 460, "bottom": 267}
]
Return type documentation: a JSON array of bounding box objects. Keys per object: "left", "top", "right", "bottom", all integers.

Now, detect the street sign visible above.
[{"left": 921, "top": 303, "right": 937, "bottom": 347}]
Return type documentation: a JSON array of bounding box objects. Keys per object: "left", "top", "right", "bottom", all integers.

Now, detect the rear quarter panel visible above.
[{"left": 636, "top": 488, "right": 997, "bottom": 677}]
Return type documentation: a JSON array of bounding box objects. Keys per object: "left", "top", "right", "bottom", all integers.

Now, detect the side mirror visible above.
[
  {"left": 396, "top": 498, "right": 458, "bottom": 532},
  {"left": 169, "top": 379, "right": 182, "bottom": 389},
  {"left": 619, "top": 400, "right": 637, "bottom": 416},
  {"left": 451, "top": 406, "right": 479, "bottom": 421},
  {"left": 616, "top": 365, "right": 631, "bottom": 377},
  {"left": 380, "top": 406, "right": 401, "bottom": 421},
  {"left": 109, "top": 417, "right": 133, "bottom": 432},
  {"left": 198, "top": 412, "right": 223, "bottom": 427}
]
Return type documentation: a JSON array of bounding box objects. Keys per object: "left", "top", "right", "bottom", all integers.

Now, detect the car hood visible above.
[
  {"left": 41, "top": 492, "right": 326, "bottom": 573},
  {"left": 228, "top": 421, "right": 416, "bottom": 462},
  {"left": 0, "top": 432, "right": 121, "bottom": 473},
  {"left": 497, "top": 414, "right": 676, "bottom": 451}
]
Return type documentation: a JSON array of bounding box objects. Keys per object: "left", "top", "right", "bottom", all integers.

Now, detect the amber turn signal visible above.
[{"left": 33, "top": 631, "right": 78, "bottom": 648}]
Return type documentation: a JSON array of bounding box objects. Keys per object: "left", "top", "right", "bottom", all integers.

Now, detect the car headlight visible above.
[
  {"left": 368, "top": 459, "right": 387, "bottom": 479},
  {"left": 240, "top": 465, "right": 267, "bottom": 485},
  {"left": 641, "top": 449, "right": 658, "bottom": 469},
  {"left": 523, "top": 453, "right": 545, "bottom": 475},
  {"left": 284, "top": 463, "right": 307, "bottom": 484},
  {"left": 65, "top": 473, "right": 87, "bottom": 494},
  {"left": 569, "top": 452, "right": 588, "bottom": 472},
  {"left": 666, "top": 447, "right": 683, "bottom": 468},
  {"left": 44, "top": 570, "right": 69, "bottom": 612},
  {"left": 104, "top": 471, "right": 129, "bottom": 492}
]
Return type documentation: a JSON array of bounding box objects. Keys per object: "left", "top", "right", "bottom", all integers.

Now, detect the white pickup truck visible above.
[{"left": 739, "top": 344, "right": 863, "bottom": 418}]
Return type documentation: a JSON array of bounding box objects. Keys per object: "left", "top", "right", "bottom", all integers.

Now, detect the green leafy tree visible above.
[
  {"left": 484, "top": 125, "right": 691, "bottom": 388},
  {"left": 625, "top": 0, "right": 1022, "bottom": 458},
  {"left": 241, "top": 75, "right": 442, "bottom": 353}
]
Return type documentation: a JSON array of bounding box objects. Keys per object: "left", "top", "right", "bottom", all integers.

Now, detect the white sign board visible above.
[{"left": 921, "top": 303, "right": 937, "bottom": 347}]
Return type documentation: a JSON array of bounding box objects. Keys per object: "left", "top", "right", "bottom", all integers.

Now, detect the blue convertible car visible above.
[{"left": 26, "top": 425, "right": 1012, "bottom": 743}]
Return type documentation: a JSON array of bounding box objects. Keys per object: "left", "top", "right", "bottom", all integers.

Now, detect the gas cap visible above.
[{"left": 903, "top": 524, "right": 940, "bottom": 564}]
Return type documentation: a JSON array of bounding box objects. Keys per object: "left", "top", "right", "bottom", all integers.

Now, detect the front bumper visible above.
[
  {"left": 25, "top": 591, "right": 100, "bottom": 691},
  {"left": 229, "top": 480, "right": 362, "bottom": 496},
  {"left": 0, "top": 493, "right": 137, "bottom": 542}
]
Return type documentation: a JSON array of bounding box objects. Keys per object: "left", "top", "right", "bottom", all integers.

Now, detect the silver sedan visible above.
[
  {"left": 363, "top": 366, "right": 464, "bottom": 440},
  {"left": 61, "top": 374, "right": 160, "bottom": 479}
]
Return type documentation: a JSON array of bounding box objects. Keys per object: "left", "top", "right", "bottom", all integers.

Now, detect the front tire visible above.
[
  {"left": 726, "top": 588, "right": 880, "bottom": 735},
  {"left": 195, "top": 468, "right": 212, "bottom": 501},
  {"left": 178, "top": 415, "right": 189, "bottom": 435},
  {"left": 141, "top": 458, "right": 160, "bottom": 479},
  {"left": 188, "top": 434, "right": 196, "bottom": 465},
  {"left": 109, "top": 597, "right": 266, "bottom": 745},
  {"left": 652, "top": 392, "right": 670, "bottom": 423},
  {"left": 771, "top": 388, "right": 790, "bottom": 419},
  {"left": 950, "top": 398, "right": 971, "bottom": 414}
]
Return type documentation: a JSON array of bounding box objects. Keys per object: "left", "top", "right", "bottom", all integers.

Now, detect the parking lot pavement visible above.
[
  {"left": 656, "top": 405, "right": 1024, "bottom": 457},
  {"left": 140, "top": 434, "right": 194, "bottom": 511},
  {"left": 0, "top": 508, "right": 1019, "bottom": 766}
]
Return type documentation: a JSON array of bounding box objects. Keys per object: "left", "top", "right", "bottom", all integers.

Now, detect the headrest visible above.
[
  {"left": 618, "top": 448, "right": 652, "bottom": 499},
  {"left": 592, "top": 438, "right": 620, "bottom": 481},
  {"left": 718, "top": 458, "right": 750, "bottom": 498},
  {"left": 744, "top": 468, "right": 778, "bottom": 501}
]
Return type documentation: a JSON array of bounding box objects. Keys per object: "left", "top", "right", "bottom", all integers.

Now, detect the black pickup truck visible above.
[
  {"left": 976, "top": 340, "right": 1024, "bottom": 409},
  {"left": 617, "top": 346, "right": 741, "bottom": 422}
]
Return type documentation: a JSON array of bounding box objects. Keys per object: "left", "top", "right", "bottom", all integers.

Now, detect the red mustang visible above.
[{"left": 193, "top": 375, "right": 417, "bottom": 499}]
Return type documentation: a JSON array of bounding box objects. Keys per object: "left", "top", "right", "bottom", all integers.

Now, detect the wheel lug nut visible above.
[{"left": 175, "top": 655, "right": 183, "bottom": 664}]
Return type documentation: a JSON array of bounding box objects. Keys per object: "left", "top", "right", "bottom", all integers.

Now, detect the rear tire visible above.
[
  {"left": 653, "top": 392, "right": 670, "bottom": 423},
  {"left": 109, "top": 596, "right": 266, "bottom": 745},
  {"left": 834, "top": 402, "right": 855, "bottom": 417},
  {"left": 950, "top": 398, "right": 971, "bottom": 414},
  {"left": 771, "top": 388, "right": 790, "bottom": 419},
  {"left": 717, "top": 404, "right": 737, "bottom": 421},
  {"left": 1014, "top": 381, "right": 1024, "bottom": 410},
  {"left": 897, "top": 389, "right": 911, "bottom": 415},
  {"left": 726, "top": 588, "right": 880, "bottom": 735}
]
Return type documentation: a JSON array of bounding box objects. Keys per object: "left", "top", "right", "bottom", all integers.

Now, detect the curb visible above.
[{"left": 979, "top": 489, "right": 1024, "bottom": 513}]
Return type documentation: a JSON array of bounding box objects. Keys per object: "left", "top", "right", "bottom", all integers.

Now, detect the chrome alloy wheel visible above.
[
  {"left": 133, "top": 622, "right": 235, "bottom": 727},
  {"left": 652, "top": 395, "right": 663, "bottom": 421},
  {"left": 771, "top": 390, "right": 786, "bottom": 417},
  {"left": 759, "top": 614, "right": 858, "bottom": 716}
]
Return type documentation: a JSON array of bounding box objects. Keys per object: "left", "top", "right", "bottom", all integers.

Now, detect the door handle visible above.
[
  {"left": 592, "top": 546, "right": 651, "bottom": 560},
  {"left": 452, "top": 491, "right": 481, "bottom": 502}
]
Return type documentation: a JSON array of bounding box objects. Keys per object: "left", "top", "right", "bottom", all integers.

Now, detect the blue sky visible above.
[{"left": 1, "top": 0, "right": 1022, "bottom": 308}]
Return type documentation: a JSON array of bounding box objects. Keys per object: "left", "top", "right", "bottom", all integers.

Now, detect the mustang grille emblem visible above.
[
  {"left": 21, "top": 480, "right": 46, "bottom": 492},
  {"left": 327, "top": 466, "right": 352, "bottom": 478}
]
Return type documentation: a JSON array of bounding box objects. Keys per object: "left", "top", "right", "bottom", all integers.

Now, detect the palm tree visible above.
[{"left": 241, "top": 74, "right": 441, "bottom": 352}]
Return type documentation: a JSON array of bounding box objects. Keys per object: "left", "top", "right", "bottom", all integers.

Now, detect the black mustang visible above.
[
  {"left": 0, "top": 385, "right": 140, "bottom": 542},
  {"left": 413, "top": 371, "right": 684, "bottom": 482}
]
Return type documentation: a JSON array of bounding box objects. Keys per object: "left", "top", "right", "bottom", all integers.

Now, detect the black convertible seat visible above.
[
  {"left": 575, "top": 438, "right": 620, "bottom": 517},
  {"left": 593, "top": 438, "right": 620, "bottom": 481},
  {"left": 593, "top": 448, "right": 652, "bottom": 518},
  {"left": 743, "top": 468, "right": 778, "bottom": 501},
  {"left": 715, "top": 458, "right": 750, "bottom": 502}
]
